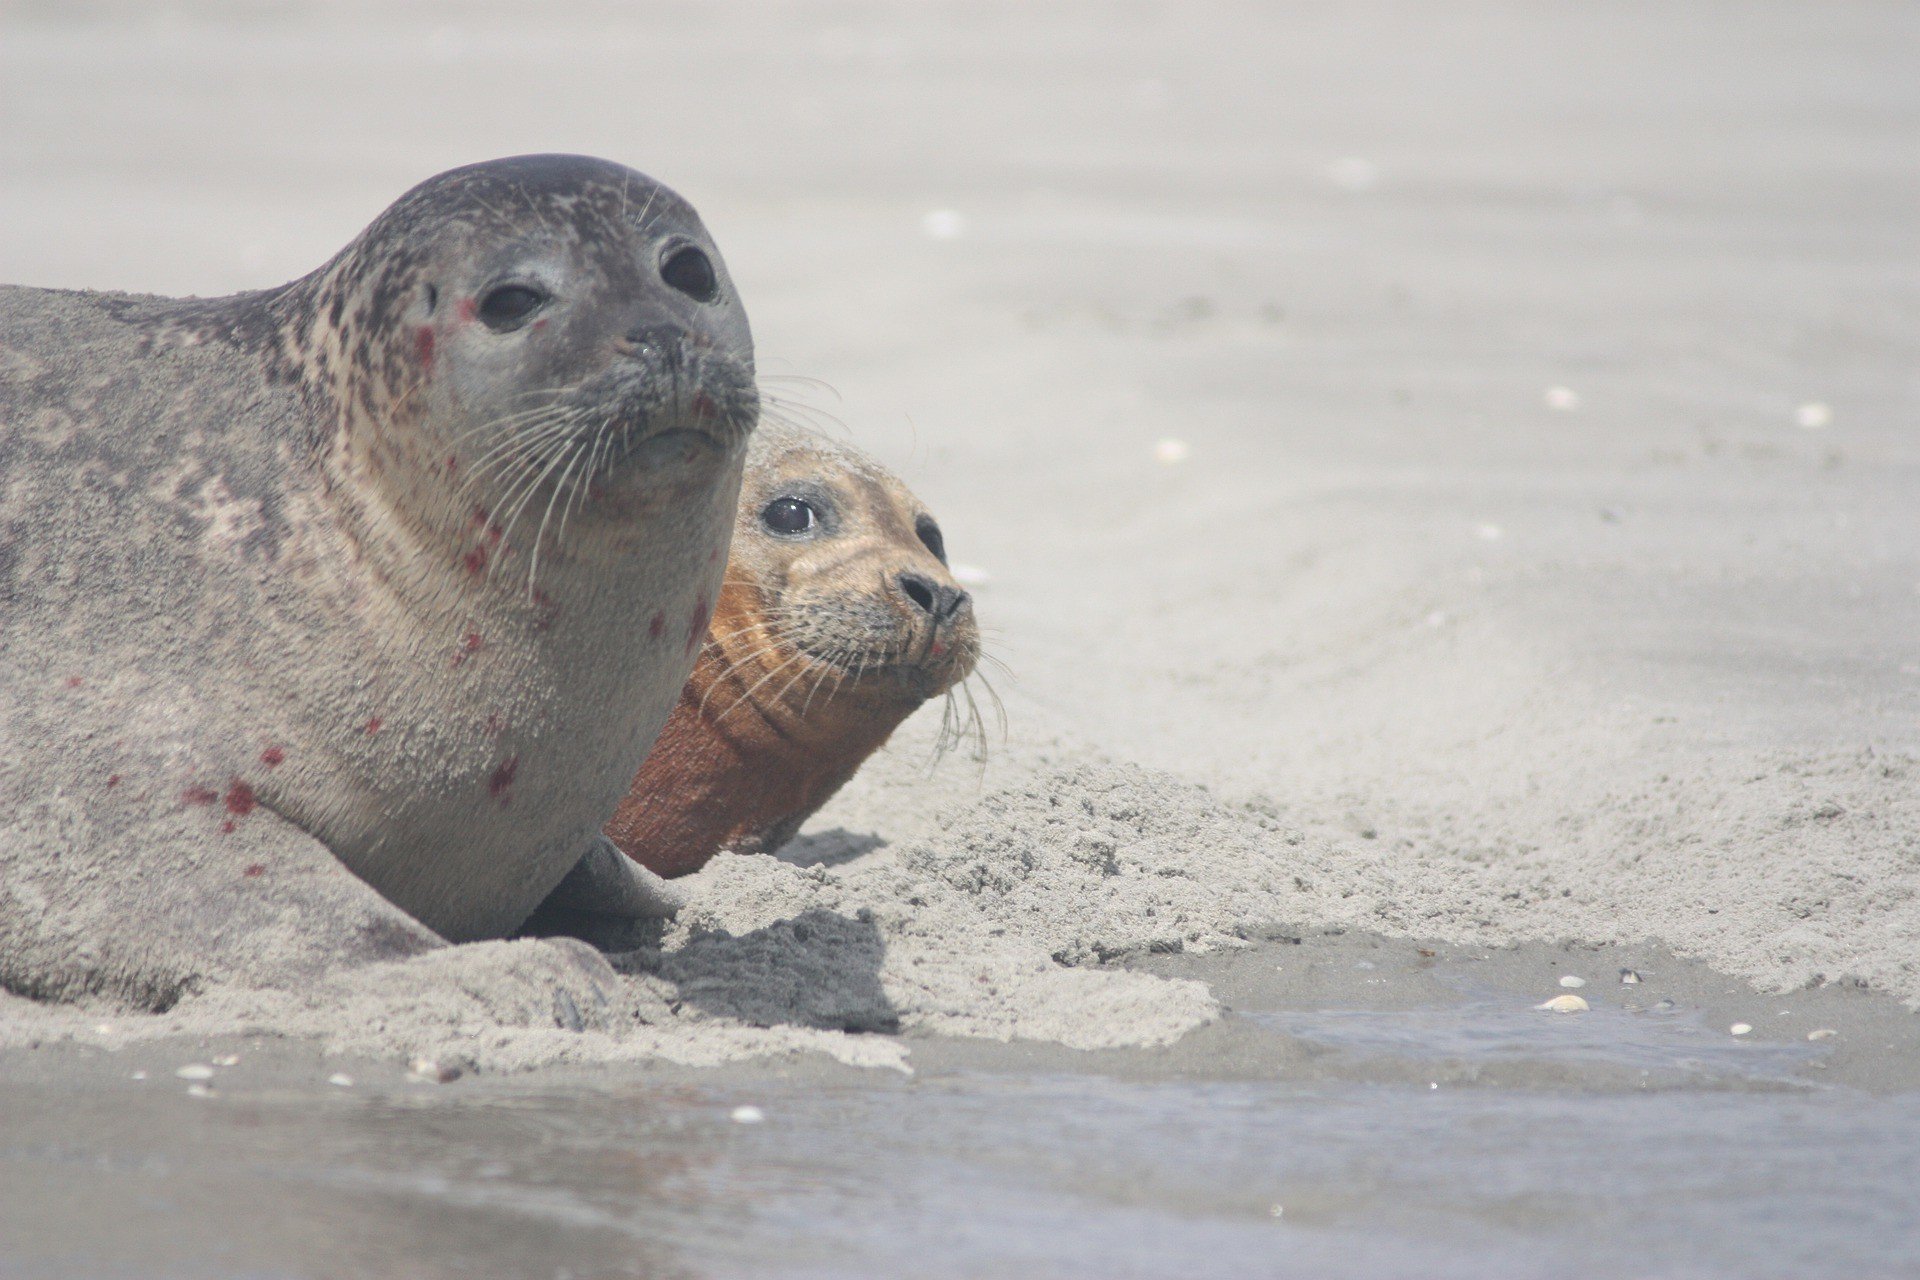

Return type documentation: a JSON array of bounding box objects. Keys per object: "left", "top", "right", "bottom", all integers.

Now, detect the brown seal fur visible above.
[
  {"left": 603, "top": 422, "right": 979, "bottom": 877},
  {"left": 0, "top": 155, "right": 757, "bottom": 1007}
]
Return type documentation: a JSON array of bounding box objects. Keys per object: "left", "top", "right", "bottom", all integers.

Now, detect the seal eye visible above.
[
  {"left": 477, "top": 284, "right": 546, "bottom": 331},
  {"left": 661, "top": 246, "right": 719, "bottom": 303},
  {"left": 915, "top": 514, "right": 947, "bottom": 564},
  {"left": 762, "top": 496, "right": 816, "bottom": 536}
]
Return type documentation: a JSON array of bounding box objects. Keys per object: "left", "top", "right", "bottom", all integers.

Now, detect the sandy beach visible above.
[{"left": 2, "top": 2, "right": 1917, "bottom": 1275}]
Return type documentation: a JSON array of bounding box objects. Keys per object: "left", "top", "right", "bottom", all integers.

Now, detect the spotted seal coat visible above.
[
  {"left": 0, "top": 154, "right": 757, "bottom": 1007},
  {"left": 603, "top": 421, "right": 980, "bottom": 878}
]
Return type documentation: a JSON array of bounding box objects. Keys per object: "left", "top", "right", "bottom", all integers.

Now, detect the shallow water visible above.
[{"left": 6, "top": 947, "right": 1918, "bottom": 1280}]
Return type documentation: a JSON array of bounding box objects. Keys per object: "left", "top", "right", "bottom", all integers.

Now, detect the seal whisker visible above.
[
  {"left": 699, "top": 637, "right": 788, "bottom": 697},
  {"left": 525, "top": 438, "right": 592, "bottom": 593},
  {"left": 486, "top": 426, "right": 584, "bottom": 580},
  {"left": 572, "top": 412, "right": 618, "bottom": 522},
  {"left": 446, "top": 394, "right": 577, "bottom": 445},
  {"left": 758, "top": 394, "right": 849, "bottom": 440},
  {"left": 796, "top": 641, "right": 858, "bottom": 719},
  {"left": 467, "top": 422, "right": 574, "bottom": 536},
  {"left": 762, "top": 645, "right": 832, "bottom": 712},
  {"left": 457, "top": 409, "right": 582, "bottom": 493},
  {"left": 710, "top": 647, "right": 812, "bottom": 726},
  {"left": 630, "top": 184, "right": 662, "bottom": 238},
  {"left": 696, "top": 634, "right": 799, "bottom": 712}
]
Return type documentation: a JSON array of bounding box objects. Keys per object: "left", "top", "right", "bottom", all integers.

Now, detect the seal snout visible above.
[{"left": 895, "top": 571, "right": 970, "bottom": 624}]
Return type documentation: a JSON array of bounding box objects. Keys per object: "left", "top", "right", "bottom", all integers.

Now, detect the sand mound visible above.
[{"left": 5, "top": 747, "right": 1917, "bottom": 1073}]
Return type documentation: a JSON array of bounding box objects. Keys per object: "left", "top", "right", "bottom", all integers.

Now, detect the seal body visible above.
[
  {"left": 0, "top": 155, "right": 757, "bottom": 1005},
  {"left": 604, "top": 422, "right": 978, "bottom": 878}
]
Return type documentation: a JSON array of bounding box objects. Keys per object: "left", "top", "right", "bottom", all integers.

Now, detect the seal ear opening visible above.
[{"left": 423, "top": 283, "right": 439, "bottom": 315}]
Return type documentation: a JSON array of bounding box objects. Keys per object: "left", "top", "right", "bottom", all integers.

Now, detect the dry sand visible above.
[{"left": 1, "top": 0, "right": 1916, "bottom": 1076}]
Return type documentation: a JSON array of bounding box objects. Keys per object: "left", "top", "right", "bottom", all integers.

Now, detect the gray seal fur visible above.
[{"left": 0, "top": 154, "right": 756, "bottom": 1007}]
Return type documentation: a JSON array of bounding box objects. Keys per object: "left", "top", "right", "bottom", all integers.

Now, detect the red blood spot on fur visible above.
[
  {"left": 683, "top": 592, "right": 711, "bottom": 655},
  {"left": 488, "top": 755, "right": 519, "bottom": 806},
  {"left": 220, "top": 820, "right": 236, "bottom": 834},
  {"left": 463, "top": 544, "right": 488, "bottom": 576},
  {"left": 243, "top": 863, "right": 265, "bottom": 878},
  {"left": 450, "top": 632, "right": 484, "bottom": 667},
  {"left": 413, "top": 325, "right": 435, "bottom": 368},
  {"left": 469, "top": 507, "right": 504, "bottom": 543},
  {"left": 63, "top": 676, "right": 82, "bottom": 689},
  {"left": 456, "top": 296, "right": 478, "bottom": 322},
  {"left": 181, "top": 785, "right": 219, "bottom": 807},
  {"left": 105, "top": 774, "right": 121, "bottom": 788},
  {"left": 930, "top": 640, "right": 947, "bottom": 657},
  {"left": 531, "top": 587, "right": 560, "bottom": 631},
  {"left": 648, "top": 612, "right": 666, "bottom": 640},
  {"left": 224, "top": 779, "right": 257, "bottom": 817},
  {"left": 260, "top": 747, "right": 286, "bottom": 768},
  {"left": 363, "top": 716, "right": 383, "bottom": 735},
  {"left": 532, "top": 317, "right": 548, "bottom": 330}
]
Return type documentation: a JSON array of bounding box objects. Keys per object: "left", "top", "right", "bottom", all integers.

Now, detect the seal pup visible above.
[
  {"left": 603, "top": 421, "right": 981, "bottom": 878},
  {"left": 0, "top": 155, "right": 757, "bottom": 1007}
]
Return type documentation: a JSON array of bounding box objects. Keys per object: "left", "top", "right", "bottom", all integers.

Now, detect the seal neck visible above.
[{"left": 602, "top": 590, "right": 911, "bottom": 877}]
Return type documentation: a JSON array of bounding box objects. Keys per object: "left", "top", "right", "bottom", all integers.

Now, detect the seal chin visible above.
[{"left": 792, "top": 634, "right": 974, "bottom": 704}]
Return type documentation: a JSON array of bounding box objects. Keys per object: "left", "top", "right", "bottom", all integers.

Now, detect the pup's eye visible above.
[
  {"left": 761, "top": 496, "right": 817, "bottom": 535},
  {"left": 914, "top": 514, "right": 947, "bottom": 564},
  {"left": 660, "top": 246, "right": 718, "bottom": 303},
  {"left": 477, "top": 284, "right": 546, "bottom": 331}
]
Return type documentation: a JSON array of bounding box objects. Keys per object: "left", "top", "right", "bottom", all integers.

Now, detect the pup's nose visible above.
[{"left": 896, "top": 572, "right": 970, "bottom": 622}]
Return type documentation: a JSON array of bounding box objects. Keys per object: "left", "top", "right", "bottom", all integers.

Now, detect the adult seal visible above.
[
  {"left": 603, "top": 421, "right": 981, "bottom": 879},
  {"left": 0, "top": 154, "right": 758, "bottom": 1008}
]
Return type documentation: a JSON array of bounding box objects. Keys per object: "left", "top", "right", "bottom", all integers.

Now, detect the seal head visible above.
[{"left": 604, "top": 422, "right": 980, "bottom": 877}]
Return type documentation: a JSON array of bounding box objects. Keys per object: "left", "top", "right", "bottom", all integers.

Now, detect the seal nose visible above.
[
  {"left": 897, "top": 572, "right": 969, "bottom": 623},
  {"left": 618, "top": 324, "right": 682, "bottom": 362}
]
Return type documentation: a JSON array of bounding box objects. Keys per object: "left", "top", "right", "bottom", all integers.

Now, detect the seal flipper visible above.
[
  {"left": 0, "top": 780, "right": 442, "bottom": 1012},
  {"left": 537, "top": 836, "right": 686, "bottom": 918},
  {"left": 517, "top": 836, "right": 684, "bottom": 951}
]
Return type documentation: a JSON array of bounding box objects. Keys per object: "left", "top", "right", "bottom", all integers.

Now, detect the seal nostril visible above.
[
  {"left": 940, "top": 587, "right": 971, "bottom": 621},
  {"left": 898, "top": 573, "right": 937, "bottom": 615},
  {"left": 622, "top": 326, "right": 676, "bottom": 362}
]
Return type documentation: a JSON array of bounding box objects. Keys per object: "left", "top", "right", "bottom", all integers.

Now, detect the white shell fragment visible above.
[
  {"left": 1538, "top": 994, "right": 1590, "bottom": 1013},
  {"left": 1795, "top": 402, "right": 1832, "bottom": 429},
  {"left": 174, "top": 1064, "right": 215, "bottom": 1081},
  {"left": 1559, "top": 975, "right": 1587, "bottom": 988},
  {"left": 213, "top": 1054, "right": 240, "bottom": 1067},
  {"left": 730, "top": 1105, "right": 766, "bottom": 1124},
  {"left": 1619, "top": 969, "right": 1641, "bottom": 984},
  {"left": 950, "top": 562, "right": 992, "bottom": 587},
  {"left": 328, "top": 1073, "right": 355, "bottom": 1087},
  {"left": 1807, "top": 1028, "right": 1838, "bottom": 1041},
  {"left": 1730, "top": 1023, "right": 1753, "bottom": 1036},
  {"left": 409, "top": 1057, "right": 461, "bottom": 1084}
]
